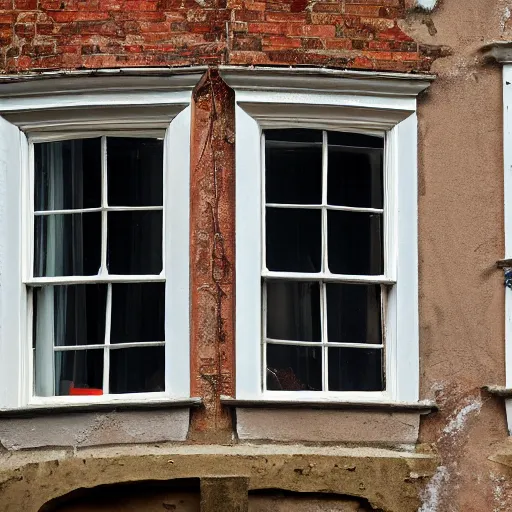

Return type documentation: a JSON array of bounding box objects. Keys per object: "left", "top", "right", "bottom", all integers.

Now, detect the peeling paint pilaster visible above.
[{"left": 189, "top": 68, "right": 236, "bottom": 442}]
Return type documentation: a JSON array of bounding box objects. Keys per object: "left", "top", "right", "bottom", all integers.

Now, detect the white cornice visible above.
[
  {"left": 0, "top": 66, "right": 207, "bottom": 89},
  {"left": 0, "top": 68, "right": 206, "bottom": 115},
  {"left": 220, "top": 66, "right": 434, "bottom": 98},
  {"left": 0, "top": 65, "right": 434, "bottom": 97},
  {"left": 0, "top": 65, "right": 434, "bottom": 117}
]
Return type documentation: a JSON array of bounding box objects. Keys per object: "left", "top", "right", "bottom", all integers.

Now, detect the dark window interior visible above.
[
  {"left": 33, "top": 136, "right": 165, "bottom": 397},
  {"left": 263, "top": 129, "right": 385, "bottom": 392}
]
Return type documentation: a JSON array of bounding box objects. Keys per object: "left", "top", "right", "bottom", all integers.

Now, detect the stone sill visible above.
[
  {"left": 221, "top": 396, "right": 437, "bottom": 414},
  {"left": 0, "top": 397, "right": 202, "bottom": 418},
  {"left": 483, "top": 385, "right": 512, "bottom": 397}
]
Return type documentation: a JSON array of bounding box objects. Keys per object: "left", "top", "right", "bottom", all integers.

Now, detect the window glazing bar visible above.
[
  {"left": 34, "top": 205, "right": 164, "bottom": 216},
  {"left": 54, "top": 341, "right": 166, "bottom": 352},
  {"left": 265, "top": 203, "right": 384, "bottom": 214},
  {"left": 265, "top": 339, "right": 383, "bottom": 350},
  {"left": 262, "top": 272, "right": 395, "bottom": 284},
  {"left": 26, "top": 275, "right": 166, "bottom": 286}
]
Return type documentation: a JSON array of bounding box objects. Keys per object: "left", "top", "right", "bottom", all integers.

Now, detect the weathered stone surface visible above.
[
  {"left": 0, "top": 444, "right": 438, "bottom": 512},
  {"left": 201, "top": 477, "right": 249, "bottom": 512},
  {"left": 0, "top": 409, "right": 190, "bottom": 450},
  {"left": 236, "top": 409, "right": 420, "bottom": 445},
  {"left": 248, "top": 495, "right": 370, "bottom": 512}
]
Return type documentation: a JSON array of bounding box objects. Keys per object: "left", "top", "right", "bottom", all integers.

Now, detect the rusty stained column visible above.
[{"left": 189, "top": 68, "right": 236, "bottom": 442}]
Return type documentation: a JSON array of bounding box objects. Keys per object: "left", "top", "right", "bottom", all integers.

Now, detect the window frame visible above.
[
  {"left": 0, "top": 72, "right": 198, "bottom": 409},
  {"left": 223, "top": 68, "right": 432, "bottom": 404},
  {"left": 502, "top": 62, "right": 512, "bottom": 430}
]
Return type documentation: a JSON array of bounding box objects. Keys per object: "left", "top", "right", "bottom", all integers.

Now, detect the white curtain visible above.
[{"left": 35, "top": 142, "right": 64, "bottom": 396}]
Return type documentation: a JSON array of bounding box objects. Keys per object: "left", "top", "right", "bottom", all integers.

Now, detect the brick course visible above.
[{"left": 0, "top": 0, "right": 439, "bottom": 74}]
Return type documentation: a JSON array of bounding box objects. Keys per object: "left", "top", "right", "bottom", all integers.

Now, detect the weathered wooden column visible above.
[{"left": 189, "top": 68, "right": 236, "bottom": 442}]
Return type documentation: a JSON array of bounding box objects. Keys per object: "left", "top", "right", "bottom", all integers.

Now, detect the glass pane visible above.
[
  {"left": 34, "top": 138, "right": 101, "bottom": 211},
  {"left": 53, "top": 349, "right": 103, "bottom": 396},
  {"left": 107, "top": 211, "right": 162, "bottom": 274},
  {"left": 34, "top": 212, "right": 101, "bottom": 277},
  {"left": 265, "top": 130, "right": 322, "bottom": 205},
  {"left": 327, "top": 146, "right": 383, "bottom": 209},
  {"left": 327, "top": 131, "right": 384, "bottom": 149},
  {"left": 326, "top": 284, "right": 382, "bottom": 344},
  {"left": 111, "top": 283, "right": 165, "bottom": 343},
  {"left": 328, "top": 347, "right": 383, "bottom": 391},
  {"left": 266, "top": 208, "right": 321, "bottom": 273},
  {"left": 327, "top": 211, "right": 383, "bottom": 275},
  {"left": 107, "top": 137, "right": 163, "bottom": 207},
  {"left": 266, "top": 344, "right": 322, "bottom": 391},
  {"left": 33, "top": 284, "right": 107, "bottom": 347},
  {"left": 266, "top": 129, "right": 323, "bottom": 144},
  {"left": 110, "top": 346, "right": 165, "bottom": 394},
  {"left": 266, "top": 281, "right": 321, "bottom": 341}
]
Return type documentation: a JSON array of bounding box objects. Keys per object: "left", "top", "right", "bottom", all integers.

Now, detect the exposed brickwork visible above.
[
  {"left": 0, "top": 0, "right": 440, "bottom": 74},
  {"left": 228, "top": 0, "right": 433, "bottom": 71},
  {"left": 189, "top": 69, "right": 236, "bottom": 441}
]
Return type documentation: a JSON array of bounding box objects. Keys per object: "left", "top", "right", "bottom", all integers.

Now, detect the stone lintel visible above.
[{"left": 0, "top": 444, "right": 439, "bottom": 512}]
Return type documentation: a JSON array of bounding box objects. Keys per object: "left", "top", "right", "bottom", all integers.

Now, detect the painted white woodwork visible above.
[
  {"left": 0, "top": 73, "right": 200, "bottom": 408},
  {"left": 224, "top": 69, "right": 431, "bottom": 404},
  {"left": 503, "top": 65, "right": 512, "bottom": 434}
]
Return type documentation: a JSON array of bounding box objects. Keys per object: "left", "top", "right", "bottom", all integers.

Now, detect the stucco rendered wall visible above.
[{"left": 404, "top": 1, "right": 512, "bottom": 510}]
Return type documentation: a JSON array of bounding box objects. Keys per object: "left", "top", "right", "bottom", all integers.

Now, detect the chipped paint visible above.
[
  {"left": 416, "top": 0, "right": 438, "bottom": 11},
  {"left": 418, "top": 392, "right": 483, "bottom": 511},
  {"left": 502, "top": 6, "right": 511, "bottom": 31},
  {"left": 189, "top": 69, "right": 236, "bottom": 442},
  {"left": 418, "top": 466, "right": 449, "bottom": 512},
  {"left": 442, "top": 400, "right": 482, "bottom": 436},
  {"left": 490, "top": 472, "right": 509, "bottom": 512}
]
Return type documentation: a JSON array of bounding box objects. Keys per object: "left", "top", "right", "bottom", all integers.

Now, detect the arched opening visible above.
[
  {"left": 39, "top": 478, "right": 200, "bottom": 512},
  {"left": 248, "top": 489, "right": 381, "bottom": 511}
]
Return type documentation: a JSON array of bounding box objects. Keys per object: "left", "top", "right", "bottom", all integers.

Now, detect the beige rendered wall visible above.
[{"left": 403, "top": 0, "right": 512, "bottom": 510}]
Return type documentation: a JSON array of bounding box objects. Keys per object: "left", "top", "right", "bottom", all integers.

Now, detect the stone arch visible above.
[
  {"left": 248, "top": 490, "right": 382, "bottom": 511},
  {"left": 0, "top": 448, "right": 436, "bottom": 512}
]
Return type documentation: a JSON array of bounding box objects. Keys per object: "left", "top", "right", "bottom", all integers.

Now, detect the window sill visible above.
[
  {"left": 220, "top": 396, "right": 437, "bottom": 414},
  {"left": 483, "top": 385, "right": 512, "bottom": 397},
  {"left": 0, "top": 397, "right": 202, "bottom": 418},
  {"left": 224, "top": 396, "right": 436, "bottom": 444}
]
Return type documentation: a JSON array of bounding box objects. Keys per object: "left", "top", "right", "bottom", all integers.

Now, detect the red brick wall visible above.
[{"left": 0, "top": 0, "right": 439, "bottom": 74}]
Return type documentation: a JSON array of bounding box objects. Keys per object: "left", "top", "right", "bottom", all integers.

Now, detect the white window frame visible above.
[
  {"left": 502, "top": 61, "right": 512, "bottom": 431},
  {"left": 483, "top": 42, "right": 512, "bottom": 433},
  {"left": 0, "top": 71, "right": 200, "bottom": 409},
  {"left": 222, "top": 67, "right": 432, "bottom": 403}
]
